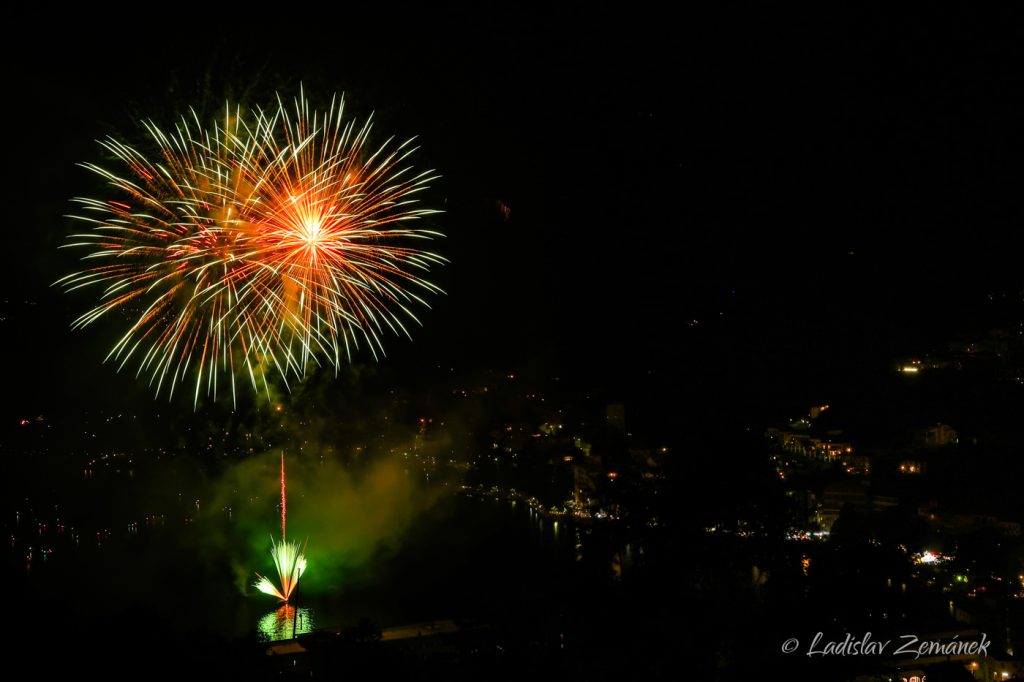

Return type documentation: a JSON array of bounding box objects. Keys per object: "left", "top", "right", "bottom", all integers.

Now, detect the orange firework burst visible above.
[{"left": 58, "top": 91, "right": 445, "bottom": 404}]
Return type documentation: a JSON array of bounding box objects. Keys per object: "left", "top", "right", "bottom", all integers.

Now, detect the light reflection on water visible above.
[{"left": 258, "top": 604, "right": 315, "bottom": 641}]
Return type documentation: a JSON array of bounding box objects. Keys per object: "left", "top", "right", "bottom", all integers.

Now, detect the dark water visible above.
[
  {"left": 6, "top": 494, "right": 640, "bottom": 646},
  {"left": 256, "top": 495, "right": 639, "bottom": 639}
]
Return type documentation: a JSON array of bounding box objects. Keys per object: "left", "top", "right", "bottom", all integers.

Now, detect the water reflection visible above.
[{"left": 258, "top": 604, "right": 315, "bottom": 641}]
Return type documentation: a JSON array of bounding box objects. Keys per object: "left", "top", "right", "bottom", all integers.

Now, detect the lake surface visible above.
[{"left": 7, "top": 494, "right": 643, "bottom": 645}]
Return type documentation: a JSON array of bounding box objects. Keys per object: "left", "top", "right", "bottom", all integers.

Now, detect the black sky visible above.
[{"left": 3, "top": 8, "right": 1022, "bottom": 417}]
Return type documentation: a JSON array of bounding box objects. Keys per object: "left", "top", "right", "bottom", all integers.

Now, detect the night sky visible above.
[{"left": 3, "top": 8, "right": 1022, "bottom": 419}]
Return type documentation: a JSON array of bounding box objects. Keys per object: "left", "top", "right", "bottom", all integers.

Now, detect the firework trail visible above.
[
  {"left": 58, "top": 90, "right": 445, "bottom": 405},
  {"left": 255, "top": 453, "right": 306, "bottom": 602},
  {"left": 281, "top": 451, "right": 287, "bottom": 542}
]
